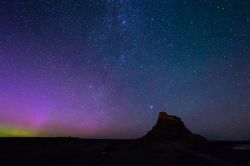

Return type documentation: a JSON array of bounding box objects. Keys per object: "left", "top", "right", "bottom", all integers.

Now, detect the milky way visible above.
[{"left": 0, "top": 0, "right": 250, "bottom": 139}]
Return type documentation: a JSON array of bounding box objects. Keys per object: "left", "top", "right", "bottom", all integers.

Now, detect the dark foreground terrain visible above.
[{"left": 0, "top": 138, "right": 249, "bottom": 166}]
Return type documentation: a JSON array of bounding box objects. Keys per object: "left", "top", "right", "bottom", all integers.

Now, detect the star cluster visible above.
[{"left": 0, "top": 0, "right": 249, "bottom": 139}]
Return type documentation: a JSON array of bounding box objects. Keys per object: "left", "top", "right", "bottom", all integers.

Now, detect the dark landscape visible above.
[
  {"left": 1, "top": 138, "right": 250, "bottom": 166},
  {"left": 1, "top": 113, "right": 250, "bottom": 166}
]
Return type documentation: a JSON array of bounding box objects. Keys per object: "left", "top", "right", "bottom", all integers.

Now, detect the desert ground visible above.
[{"left": 0, "top": 138, "right": 249, "bottom": 166}]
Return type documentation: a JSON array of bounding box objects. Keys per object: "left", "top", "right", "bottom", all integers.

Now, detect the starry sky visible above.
[{"left": 0, "top": 0, "right": 249, "bottom": 140}]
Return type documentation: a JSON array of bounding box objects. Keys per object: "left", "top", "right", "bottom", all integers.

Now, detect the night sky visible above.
[{"left": 0, "top": 0, "right": 249, "bottom": 140}]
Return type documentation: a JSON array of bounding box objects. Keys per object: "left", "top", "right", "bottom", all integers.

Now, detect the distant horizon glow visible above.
[{"left": 0, "top": 0, "right": 250, "bottom": 140}]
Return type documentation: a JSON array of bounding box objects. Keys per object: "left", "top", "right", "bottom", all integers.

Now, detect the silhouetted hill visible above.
[{"left": 142, "top": 112, "right": 207, "bottom": 143}]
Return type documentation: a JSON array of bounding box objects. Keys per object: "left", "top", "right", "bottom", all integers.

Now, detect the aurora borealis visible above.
[{"left": 0, "top": 0, "right": 250, "bottom": 140}]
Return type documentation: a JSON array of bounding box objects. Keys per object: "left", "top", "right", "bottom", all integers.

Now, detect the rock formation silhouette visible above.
[{"left": 142, "top": 112, "right": 207, "bottom": 142}]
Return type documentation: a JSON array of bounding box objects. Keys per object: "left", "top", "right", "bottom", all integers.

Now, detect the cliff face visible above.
[{"left": 142, "top": 112, "right": 206, "bottom": 142}]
